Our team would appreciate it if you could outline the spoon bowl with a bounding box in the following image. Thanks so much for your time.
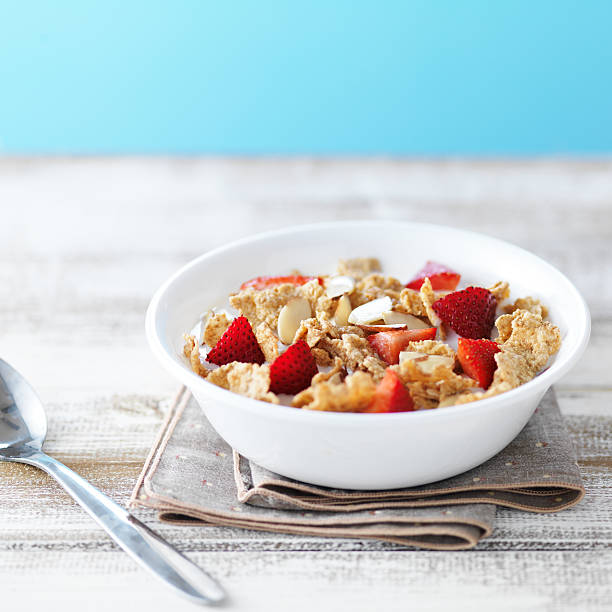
[0,360,46,453]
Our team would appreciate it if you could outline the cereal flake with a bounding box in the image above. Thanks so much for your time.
[293,315,336,347]
[337,257,381,279]
[311,347,334,366]
[495,309,561,371]
[311,357,346,386]
[392,358,473,409]
[488,281,511,302]
[397,288,427,317]
[419,277,445,339]
[321,333,387,381]
[203,312,231,347]
[293,371,377,412]
[504,296,549,319]
[254,323,280,362]
[350,274,403,307]
[183,334,209,379]
[207,362,279,404]
[313,293,338,319]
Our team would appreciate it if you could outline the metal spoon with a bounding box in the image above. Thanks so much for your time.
[0,359,225,606]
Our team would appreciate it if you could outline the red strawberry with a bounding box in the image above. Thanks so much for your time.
[457,338,501,389]
[206,316,265,366]
[405,261,461,291]
[367,328,437,365]
[240,275,321,290]
[270,340,318,395]
[365,369,415,413]
[432,287,497,339]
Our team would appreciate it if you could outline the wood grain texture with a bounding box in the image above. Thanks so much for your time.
[1,158,611,611]
[4,550,612,612]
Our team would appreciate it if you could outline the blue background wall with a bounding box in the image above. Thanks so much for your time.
[0,1,610,154]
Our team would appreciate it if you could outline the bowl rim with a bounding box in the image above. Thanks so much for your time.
[145,220,591,424]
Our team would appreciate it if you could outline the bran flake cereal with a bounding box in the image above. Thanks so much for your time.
[310,347,334,367]
[183,258,562,413]
[488,281,511,302]
[419,277,446,339]
[311,357,346,386]
[183,334,209,379]
[397,288,427,317]
[203,312,231,347]
[292,371,377,412]
[495,309,561,371]
[337,257,381,279]
[350,274,403,307]
[254,323,280,362]
[207,362,279,404]
[504,296,549,318]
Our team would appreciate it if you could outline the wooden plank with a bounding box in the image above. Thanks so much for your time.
[2,549,612,612]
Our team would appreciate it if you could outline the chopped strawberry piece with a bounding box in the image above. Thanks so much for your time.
[432,287,497,339]
[206,316,265,366]
[240,275,321,290]
[405,261,460,291]
[365,369,415,413]
[457,338,501,389]
[270,340,318,395]
[367,328,437,365]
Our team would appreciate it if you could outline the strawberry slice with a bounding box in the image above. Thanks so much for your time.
[367,328,437,365]
[365,369,415,413]
[432,287,497,339]
[457,338,501,389]
[405,261,461,291]
[270,340,318,395]
[206,316,265,366]
[240,275,321,290]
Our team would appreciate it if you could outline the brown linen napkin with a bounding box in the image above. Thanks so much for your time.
[130,387,584,551]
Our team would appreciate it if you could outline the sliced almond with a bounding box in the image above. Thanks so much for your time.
[347,296,393,326]
[334,294,352,327]
[357,323,407,332]
[325,275,355,298]
[382,311,430,329]
[399,351,430,363]
[277,297,312,344]
[399,351,454,374]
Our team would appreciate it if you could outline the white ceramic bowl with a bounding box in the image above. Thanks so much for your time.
[146,221,590,490]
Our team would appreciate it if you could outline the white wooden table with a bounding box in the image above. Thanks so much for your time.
[1,158,610,611]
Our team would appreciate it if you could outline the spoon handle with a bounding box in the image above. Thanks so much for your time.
[20,450,225,606]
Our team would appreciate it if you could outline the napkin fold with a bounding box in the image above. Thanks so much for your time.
[131,388,584,550]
